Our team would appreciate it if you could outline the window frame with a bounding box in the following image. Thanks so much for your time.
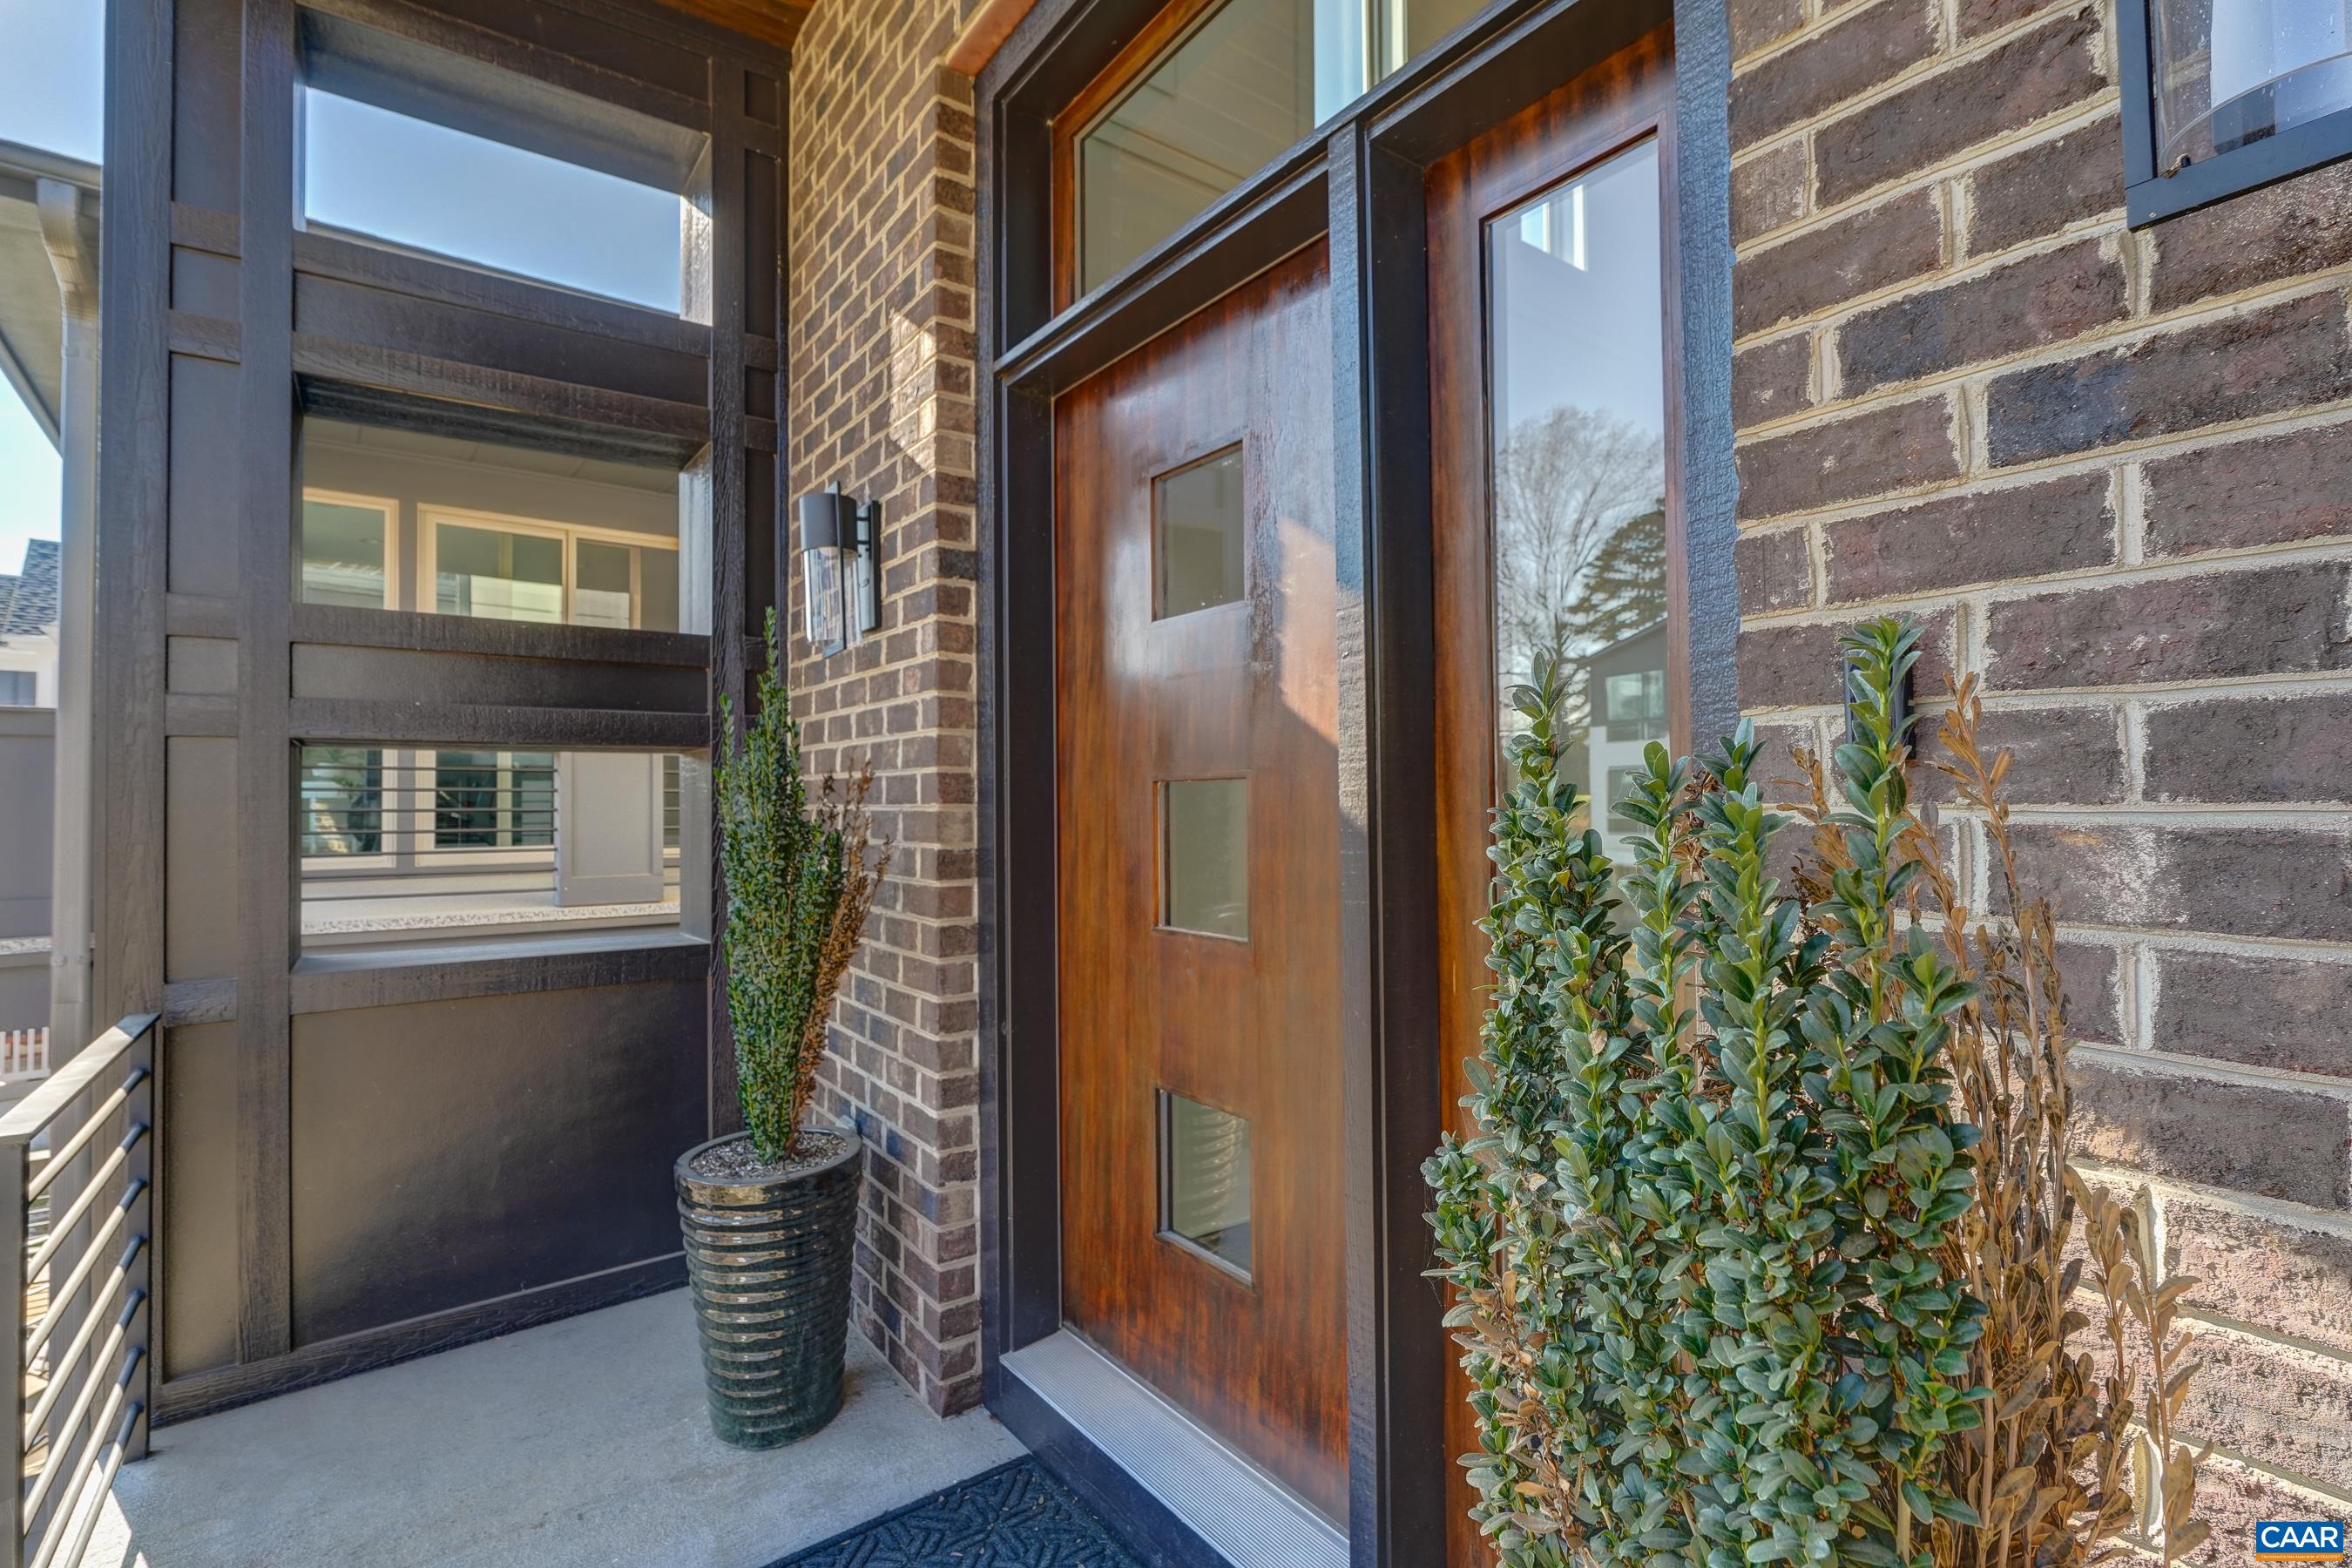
[1051,0,1231,311]
[1153,1085,1258,1286]
[291,8,710,316]
[2118,0,2352,226]
[418,504,681,632]
[298,487,402,611]
[978,3,1728,1559]
[1153,774,1253,942]
[298,746,561,881]
[1050,0,1490,310]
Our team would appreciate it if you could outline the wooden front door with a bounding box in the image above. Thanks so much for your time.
[1054,244,1347,1520]
[1427,27,1680,1565]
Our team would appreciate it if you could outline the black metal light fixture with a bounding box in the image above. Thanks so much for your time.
[795,485,882,657]
[2122,0,2352,224]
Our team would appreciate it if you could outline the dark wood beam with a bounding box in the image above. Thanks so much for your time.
[642,0,810,51]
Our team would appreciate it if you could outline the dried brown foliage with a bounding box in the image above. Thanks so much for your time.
[794,760,889,1130]
[1794,675,2206,1568]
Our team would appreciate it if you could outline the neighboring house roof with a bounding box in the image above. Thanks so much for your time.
[0,540,59,639]
[0,139,101,454]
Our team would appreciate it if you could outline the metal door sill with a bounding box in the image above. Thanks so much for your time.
[999,1329,1348,1568]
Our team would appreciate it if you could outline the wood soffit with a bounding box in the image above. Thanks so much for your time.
[643,0,813,51]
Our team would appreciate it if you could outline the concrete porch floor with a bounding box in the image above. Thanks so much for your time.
[86,1289,1025,1567]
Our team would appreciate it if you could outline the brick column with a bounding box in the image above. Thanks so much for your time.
[1729,0,2352,1520]
[786,0,989,1417]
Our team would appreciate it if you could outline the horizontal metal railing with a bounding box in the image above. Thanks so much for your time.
[1,1015,155,1568]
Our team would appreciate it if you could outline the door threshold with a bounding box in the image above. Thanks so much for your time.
[998,1330,1348,1568]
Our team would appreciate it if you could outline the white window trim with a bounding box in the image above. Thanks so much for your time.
[418,503,679,631]
[300,487,402,611]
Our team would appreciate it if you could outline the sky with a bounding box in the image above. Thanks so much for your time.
[0,0,101,579]
[301,94,682,310]
[0,0,680,579]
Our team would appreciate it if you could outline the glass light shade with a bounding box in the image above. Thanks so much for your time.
[802,541,847,654]
[2153,0,2352,167]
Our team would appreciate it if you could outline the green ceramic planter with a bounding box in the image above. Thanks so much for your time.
[674,1129,861,1449]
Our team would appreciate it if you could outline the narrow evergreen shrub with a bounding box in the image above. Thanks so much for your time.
[1427,618,2200,1568]
[715,608,887,1163]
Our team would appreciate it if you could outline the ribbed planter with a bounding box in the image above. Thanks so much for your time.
[675,1129,861,1449]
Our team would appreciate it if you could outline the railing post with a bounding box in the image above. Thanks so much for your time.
[2,1127,26,1568]
[122,1023,152,1463]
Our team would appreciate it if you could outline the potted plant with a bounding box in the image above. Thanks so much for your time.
[1426,618,2204,1567]
[676,608,887,1450]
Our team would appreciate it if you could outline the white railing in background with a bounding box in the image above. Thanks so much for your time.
[1,1015,153,1568]
[0,1037,47,1092]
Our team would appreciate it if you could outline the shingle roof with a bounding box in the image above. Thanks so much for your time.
[0,539,58,639]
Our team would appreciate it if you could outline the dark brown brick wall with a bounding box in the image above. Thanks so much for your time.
[1732,0,2352,1511]
[786,0,989,1417]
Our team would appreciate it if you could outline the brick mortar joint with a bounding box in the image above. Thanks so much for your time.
[1735,220,2122,348]
[1740,396,2352,517]
[1733,97,2122,253]
[2178,1308,2352,1375]
[1734,517,2352,597]
[1730,0,2115,145]
[2186,1441,2352,1512]
[2073,1156,2352,1238]
[1732,247,2352,394]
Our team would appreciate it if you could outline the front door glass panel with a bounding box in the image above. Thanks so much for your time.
[1155,446,1246,617]
[1159,778,1249,938]
[1160,1091,1253,1278]
[1486,138,1668,864]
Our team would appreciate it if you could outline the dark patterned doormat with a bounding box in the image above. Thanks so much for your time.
[767,1456,1144,1567]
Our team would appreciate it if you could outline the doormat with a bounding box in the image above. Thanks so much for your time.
[767,1456,1143,1567]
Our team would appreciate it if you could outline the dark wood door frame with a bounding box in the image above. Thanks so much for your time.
[973,0,1738,1562]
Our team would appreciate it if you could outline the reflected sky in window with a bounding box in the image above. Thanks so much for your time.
[301,91,684,311]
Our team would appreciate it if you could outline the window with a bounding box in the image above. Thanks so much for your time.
[0,672,40,707]
[301,494,397,609]
[1603,668,1669,742]
[2123,0,2352,222]
[1159,779,1249,939]
[1485,139,1670,845]
[1154,446,1246,618]
[298,416,683,630]
[431,752,556,848]
[428,517,680,631]
[296,84,688,310]
[298,743,687,950]
[1159,1090,1252,1280]
[1067,0,1484,297]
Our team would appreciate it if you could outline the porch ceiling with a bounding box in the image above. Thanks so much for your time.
[645,0,814,51]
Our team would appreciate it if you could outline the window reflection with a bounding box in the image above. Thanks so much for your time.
[1161,1090,1252,1279]
[1161,778,1250,939]
[300,89,685,313]
[1155,446,1246,618]
[1076,0,1484,294]
[1487,139,1667,868]
[298,417,683,630]
[301,498,395,609]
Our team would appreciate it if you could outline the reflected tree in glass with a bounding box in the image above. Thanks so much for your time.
[1484,138,1670,878]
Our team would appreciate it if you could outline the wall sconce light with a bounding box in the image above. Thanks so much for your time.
[2120,0,2352,223]
[796,485,882,657]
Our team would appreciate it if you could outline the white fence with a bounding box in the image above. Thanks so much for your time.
[0,1032,48,1090]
